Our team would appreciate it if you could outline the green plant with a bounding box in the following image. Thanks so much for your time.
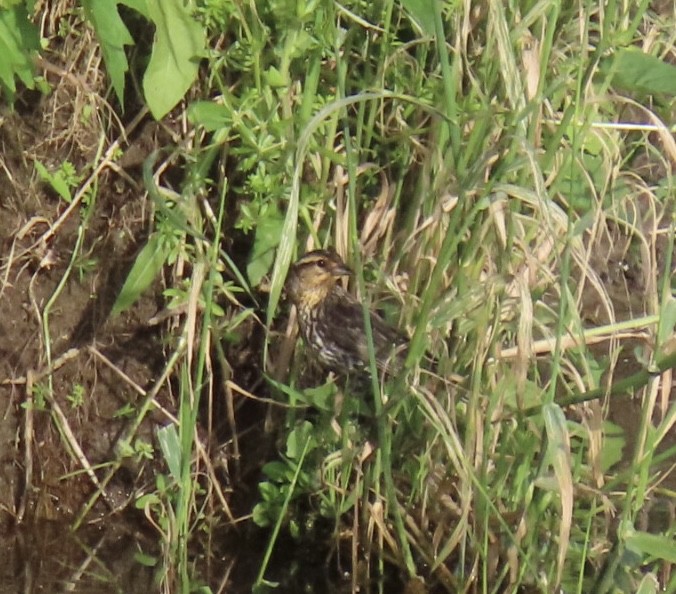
[24,381,49,411]
[66,383,85,408]
[80,0,205,118]
[87,0,676,590]
[34,160,82,204]
[0,2,40,100]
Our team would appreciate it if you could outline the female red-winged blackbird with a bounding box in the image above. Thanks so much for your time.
[285,249,408,376]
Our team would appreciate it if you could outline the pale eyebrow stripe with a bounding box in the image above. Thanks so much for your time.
[297,255,328,267]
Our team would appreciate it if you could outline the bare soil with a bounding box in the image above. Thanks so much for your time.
[0,31,182,523]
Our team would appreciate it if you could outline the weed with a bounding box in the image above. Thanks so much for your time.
[6,0,674,592]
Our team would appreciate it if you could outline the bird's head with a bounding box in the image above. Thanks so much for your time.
[286,249,352,308]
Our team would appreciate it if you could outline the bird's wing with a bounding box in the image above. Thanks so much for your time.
[326,291,408,373]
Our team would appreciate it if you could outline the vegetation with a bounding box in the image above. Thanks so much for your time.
[1,0,675,592]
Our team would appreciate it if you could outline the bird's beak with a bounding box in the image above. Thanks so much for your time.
[332,263,352,278]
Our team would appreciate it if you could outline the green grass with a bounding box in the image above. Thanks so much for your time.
[157,0,676,591]
[10,0,675,591]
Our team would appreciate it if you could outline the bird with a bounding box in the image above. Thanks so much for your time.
[285,249,408,377]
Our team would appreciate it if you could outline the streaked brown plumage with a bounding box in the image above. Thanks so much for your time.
[286,249,408,376]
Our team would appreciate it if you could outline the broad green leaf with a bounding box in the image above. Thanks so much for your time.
[34,161,73,203]
[400,0,435,36]
[602,47,676,96]
[156,424,181,482]
[261,461,292,482]
[626,530,676,563]
[635,574,659,594]
[302,382,338,412]
[637,575,660,594]
[111,233,167,316]
[251,503,271,527]
[247,205,285,286]
[143,0,206,119]
[0,5,40,98]
[286,421,315,459]
[81,0,135,106]
[556,151,610,212]
[187,100,230,131]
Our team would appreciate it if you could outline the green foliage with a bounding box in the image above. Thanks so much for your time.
[252,420,319,529]
[657,294,676,347]
[142,0,205,119]
[23,381,49,410]
[111,232,169,316]
[399,0,435,36]
[34,160,82,203]
[80,0,135,106]
[85,0,675,589]
[157,423,181,482]
[187,100,229,132]
[133,438,155,461]
[113,402,136,418]
[74,255,99,282]
[0,4,40,99]
[624,526,676,565]
[134,470,178,538]
[110,197,194,316]
[246,203,285,286]
[66,383,85,408]
[601,47,676,97]
[168,0,676,589]
[252,419,322,588]
[81,0,205,118]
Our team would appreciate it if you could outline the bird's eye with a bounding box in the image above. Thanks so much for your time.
[317,259,326,268]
